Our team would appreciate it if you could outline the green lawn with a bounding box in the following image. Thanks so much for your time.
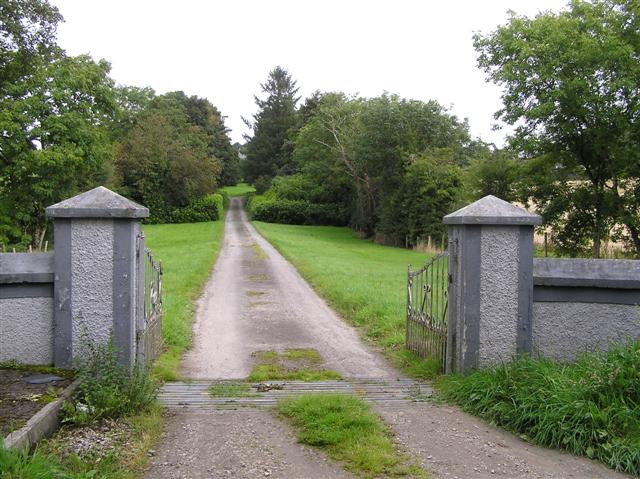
[252,222,439,378]
[219,182,255,197]
[143,221,224,380]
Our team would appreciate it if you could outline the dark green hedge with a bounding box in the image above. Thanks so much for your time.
[170,193,224,223]
[248,197,349,226]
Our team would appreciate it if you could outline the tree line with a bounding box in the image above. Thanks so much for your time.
[244,0,639,258]
[0,0,240,249]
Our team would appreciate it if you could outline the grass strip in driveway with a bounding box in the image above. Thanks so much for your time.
[252,222,440,379]
[143,221,224,381]
[248,349,342,382]
[278,394,427,478]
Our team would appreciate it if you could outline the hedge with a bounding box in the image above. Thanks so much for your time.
[248,196,349,226]
[170,193,224,223]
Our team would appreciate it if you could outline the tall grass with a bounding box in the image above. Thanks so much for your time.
[252,222,439,378]
[0,443,65,479]
[143,221,224,380]
[438,341,640,475]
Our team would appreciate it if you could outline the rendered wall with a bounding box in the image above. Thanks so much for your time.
[532,258,640,362]
[70,219,114,353]
[0,253,55,364]
[0,296,54,364]
[532,302,640,362]
[479,227,520,367]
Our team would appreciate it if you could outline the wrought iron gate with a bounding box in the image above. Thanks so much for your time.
[406,252,448,370]
[136,233,163,364]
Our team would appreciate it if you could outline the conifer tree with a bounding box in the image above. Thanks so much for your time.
[244,66,299,183]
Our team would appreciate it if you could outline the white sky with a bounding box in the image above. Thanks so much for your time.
[52,0,569,146]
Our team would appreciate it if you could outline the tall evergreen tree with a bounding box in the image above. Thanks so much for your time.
[244,66,299,183]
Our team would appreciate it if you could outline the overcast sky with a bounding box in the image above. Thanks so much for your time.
[52,0,569,146]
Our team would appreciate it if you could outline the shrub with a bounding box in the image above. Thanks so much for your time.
[219,191,230,209]
[63,340,158,426]
[170,193,224,223]
[248,196,349,226]
[253,175,272,195]
[438,340,640,475]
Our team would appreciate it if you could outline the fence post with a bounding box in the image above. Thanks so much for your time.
[443,195,541,373]
[46,186,149,368]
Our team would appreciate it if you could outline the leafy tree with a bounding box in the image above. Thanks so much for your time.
[463,150,521,202]
[109,85,155,140]
[379,149,462,246]
[475,0,640,257]
[292,93,469,237]
[163,91,240,186]
[244,66,300,182]
[0,0,62,90]
[114,95,222,222]
[1,54,117,247]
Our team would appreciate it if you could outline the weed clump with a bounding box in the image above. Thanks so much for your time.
[438,340,640,475]
[63,340,158,426]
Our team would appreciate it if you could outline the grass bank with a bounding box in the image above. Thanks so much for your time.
[438,341,640,475]
[143,221,224,380]
[279,394,426,478]
[252,222,438,378]
[219,182,255,197]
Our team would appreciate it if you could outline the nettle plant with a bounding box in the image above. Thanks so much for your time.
[63,337,158,426]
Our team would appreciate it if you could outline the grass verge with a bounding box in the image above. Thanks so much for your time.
[248,349,342,382]
[1,404,163,478]
[437,341,640,475]
[143,221,224,381]
[279,394,426,478]
[252,222,439,379]
[218,183,255,197]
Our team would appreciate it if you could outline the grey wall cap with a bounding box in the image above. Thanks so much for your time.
[534,258,640,289]
[444,195,542,225]
[45,186,149,218]
[0,253,54,284]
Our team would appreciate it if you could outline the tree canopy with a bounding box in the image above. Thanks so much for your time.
[474,0,640,256]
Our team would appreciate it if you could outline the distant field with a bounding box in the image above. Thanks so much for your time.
[143,221,224,380]
[252,222,439,378]
[219,183,255,197]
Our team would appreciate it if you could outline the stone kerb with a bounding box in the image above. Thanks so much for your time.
[46,186,149,367]
[444,195,542,373]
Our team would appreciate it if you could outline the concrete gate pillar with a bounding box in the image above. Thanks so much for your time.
[443,195,541,373]
[46,186,149,367]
